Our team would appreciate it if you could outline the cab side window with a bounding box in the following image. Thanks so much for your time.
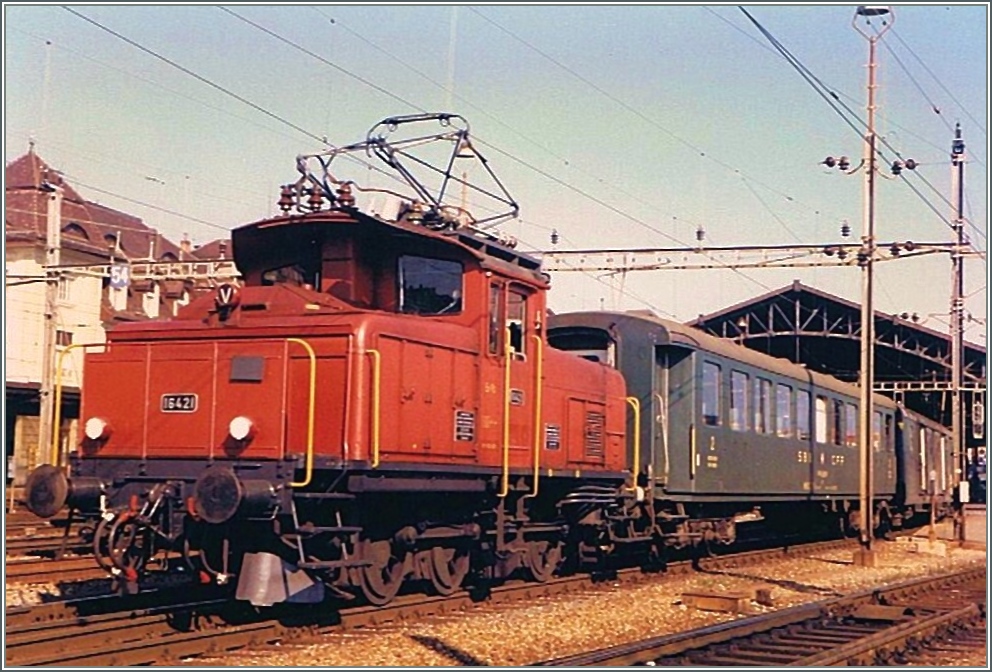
[488,283,504,355]
[507,289,527,356]
[398,256,462,315]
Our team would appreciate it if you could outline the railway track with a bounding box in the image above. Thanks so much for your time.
[5,538,857,666]
[5,555,108,584]
[534,566,986,666]
[4,511,90,558]
[3,533,91,558]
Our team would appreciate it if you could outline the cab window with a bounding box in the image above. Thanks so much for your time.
[262,263,310,287]
[507,289,527,356]
[398,256,462,315]
[488,283,504,355]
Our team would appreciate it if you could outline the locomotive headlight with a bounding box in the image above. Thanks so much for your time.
[228,416,255,441]
[84,417,111,441]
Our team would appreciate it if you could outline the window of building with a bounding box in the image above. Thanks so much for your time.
[110,286,127,311]
[845,402,858,447]
[776,384,792,438]
[57,277,70,301]
[62,223,89,240]
[730,370,749,431]
[796,390,811,441]
[701,362,721,426]
[815,396,828,444]
[55,330,72,347]
[754,378,772,434]
[143,288,160,319]
[398,256,462,315]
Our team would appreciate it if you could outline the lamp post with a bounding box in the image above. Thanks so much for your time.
[852,4,892,565]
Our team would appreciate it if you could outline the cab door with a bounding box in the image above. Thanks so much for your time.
[505,285,537,463]
[478,283,537,473]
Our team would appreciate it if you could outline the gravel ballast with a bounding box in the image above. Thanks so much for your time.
[199,539,987,667]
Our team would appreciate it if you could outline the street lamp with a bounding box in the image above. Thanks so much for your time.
[852,4,892,565]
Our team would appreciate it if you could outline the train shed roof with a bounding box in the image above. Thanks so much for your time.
[688,280,986,434]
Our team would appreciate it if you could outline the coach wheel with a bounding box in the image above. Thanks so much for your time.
[525,539,562,583]
[358,539,407,606]
[840,511,858,538]
[428,545,470,596]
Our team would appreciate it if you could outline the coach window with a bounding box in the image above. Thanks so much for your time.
[730,370,749,431]
[776,384,792,438]
[815,396,828,444]
[831,400,844,446]
[883,414,893,448]
[796,390,810,440]
[845,402,857,447]
[701,362,721,426]
[507,289,527,356]
[872,411,883,451]
[940,436,947,491]
[398,256,463,315]
[754,378,772,434]
[919,428,928,489]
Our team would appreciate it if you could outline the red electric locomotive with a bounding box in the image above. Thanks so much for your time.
[24,115,642,605]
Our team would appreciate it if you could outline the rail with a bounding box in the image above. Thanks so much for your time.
[534,564,986,667]
[286,338,316,488]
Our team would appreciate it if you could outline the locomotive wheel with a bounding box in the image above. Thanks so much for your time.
[428,545,470,596]
[524,539,562,583]
[109,516,150,578]
[92,516,116,571]
[358,539,406,606]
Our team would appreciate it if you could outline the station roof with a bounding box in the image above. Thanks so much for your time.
[689,281,986,434]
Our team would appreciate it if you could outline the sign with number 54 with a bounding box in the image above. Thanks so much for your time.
[110,264,131,289]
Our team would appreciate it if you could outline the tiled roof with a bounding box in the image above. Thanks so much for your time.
[5,149,185,262]
[191,238,232,260]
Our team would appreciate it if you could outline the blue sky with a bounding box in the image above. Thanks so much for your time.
[4,3,988,341]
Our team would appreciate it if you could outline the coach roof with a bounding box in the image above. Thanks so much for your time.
[550,309,897,409]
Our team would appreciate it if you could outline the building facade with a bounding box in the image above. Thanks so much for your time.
[5,149,234,485]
